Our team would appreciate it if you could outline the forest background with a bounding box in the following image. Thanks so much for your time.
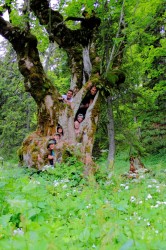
[0,0,165,167]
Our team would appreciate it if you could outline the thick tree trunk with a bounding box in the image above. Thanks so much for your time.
[19,87,100,170]
[107,96,115,170]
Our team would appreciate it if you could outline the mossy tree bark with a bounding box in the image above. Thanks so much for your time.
[0,0,101,171]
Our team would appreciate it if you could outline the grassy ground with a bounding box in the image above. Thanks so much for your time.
[0,154,165,249]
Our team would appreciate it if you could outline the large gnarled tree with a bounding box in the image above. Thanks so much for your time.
[0,0,105,171]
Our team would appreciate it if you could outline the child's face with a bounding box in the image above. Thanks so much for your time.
[66,91,73,100]
[74,121,80,129]
[90,86,97,95]
[49,143,55,150]
[77,116,83,123]
[58,128,63,133]
[54,135,60,141]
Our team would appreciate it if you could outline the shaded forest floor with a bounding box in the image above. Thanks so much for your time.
[0,154,165,249]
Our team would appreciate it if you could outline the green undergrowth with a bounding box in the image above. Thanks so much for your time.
[0,156,165,250]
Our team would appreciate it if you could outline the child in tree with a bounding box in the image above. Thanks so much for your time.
[52,133,61,143]
[57,125,64,138]
[58,89,73,105]
[46,140,56,167]
[74,120,80,136]
[78,85,97,116]
[76,113,84,123]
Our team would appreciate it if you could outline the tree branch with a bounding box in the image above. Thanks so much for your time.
[106,0,125,74]
[30,0,100,48]
[0,16,57,104]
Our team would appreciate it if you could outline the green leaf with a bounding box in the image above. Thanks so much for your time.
[0,214,12,227]
[26,208,41,219]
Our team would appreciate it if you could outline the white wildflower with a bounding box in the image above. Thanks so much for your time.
[151,179,157,183]
[156,201,166,205]
[13,228,24,236]
[53,180,59,187]
[62,184,67,189]
[130,196,136,202]
[148,185,152,188]
[147,222,151,226]
[155,230,159,234]
[92,244,96,248]
[147,194,152,199]
[151,204,159,208]
[86,204,91,209]
[120,184,126,187]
